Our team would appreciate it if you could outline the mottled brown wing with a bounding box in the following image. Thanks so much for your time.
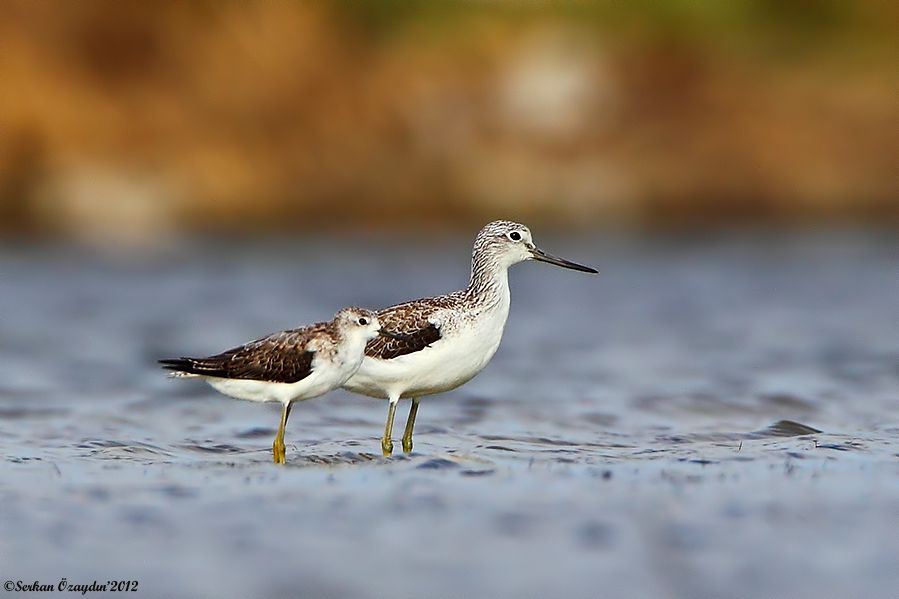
[160,330,317,383]
[365,306,442,360]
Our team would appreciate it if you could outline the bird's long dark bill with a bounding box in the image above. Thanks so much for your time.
[378,329,404,340]
[530,247,598,273]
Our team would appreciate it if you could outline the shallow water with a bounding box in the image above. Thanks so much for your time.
[1,231,897,599]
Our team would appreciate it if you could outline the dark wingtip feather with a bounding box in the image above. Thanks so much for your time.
[158,358,194,372]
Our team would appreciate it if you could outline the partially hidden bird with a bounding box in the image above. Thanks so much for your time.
[161,307,395,464]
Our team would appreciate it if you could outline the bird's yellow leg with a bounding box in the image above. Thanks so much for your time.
[402,398,420,454]
[272,403,292,465]
[381,398,398,456]
[272,432,284,465]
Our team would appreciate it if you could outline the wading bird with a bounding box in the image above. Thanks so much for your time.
[161,307,396,464]
[342,220,598,455]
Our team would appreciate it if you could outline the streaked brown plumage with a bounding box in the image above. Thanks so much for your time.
[365,310,442,360]
[159,325,328,383]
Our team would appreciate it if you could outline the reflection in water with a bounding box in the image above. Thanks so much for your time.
[0,232,897,598]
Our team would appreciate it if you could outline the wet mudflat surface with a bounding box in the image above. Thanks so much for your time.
[1,231,897,598]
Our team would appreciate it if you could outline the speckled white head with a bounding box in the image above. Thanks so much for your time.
[473,220,598,273]
[334,307,383,342]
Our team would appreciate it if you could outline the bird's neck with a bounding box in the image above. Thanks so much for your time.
[465,253,510,309]
[339,331,370,364]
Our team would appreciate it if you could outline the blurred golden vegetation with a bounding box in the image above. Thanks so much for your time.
[0,1,895,242]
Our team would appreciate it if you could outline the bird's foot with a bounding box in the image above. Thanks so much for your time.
[381,437,394,457]
[272,439,286,465]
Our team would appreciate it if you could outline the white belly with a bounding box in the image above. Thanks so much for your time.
[343,308,509,400]
[203,348,362,405]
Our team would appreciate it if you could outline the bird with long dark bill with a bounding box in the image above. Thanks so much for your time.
[342,220,598,455]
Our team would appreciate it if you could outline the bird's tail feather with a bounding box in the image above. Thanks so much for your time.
[159,358,204,378]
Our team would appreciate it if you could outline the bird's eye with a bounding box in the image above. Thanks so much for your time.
[508,231,522,241]
[358,317,368,325]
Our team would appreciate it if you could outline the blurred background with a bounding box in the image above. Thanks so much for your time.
[3,4,899,598]
[0,0,895,245]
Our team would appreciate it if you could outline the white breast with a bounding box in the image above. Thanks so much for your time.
[343,296,511,400]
